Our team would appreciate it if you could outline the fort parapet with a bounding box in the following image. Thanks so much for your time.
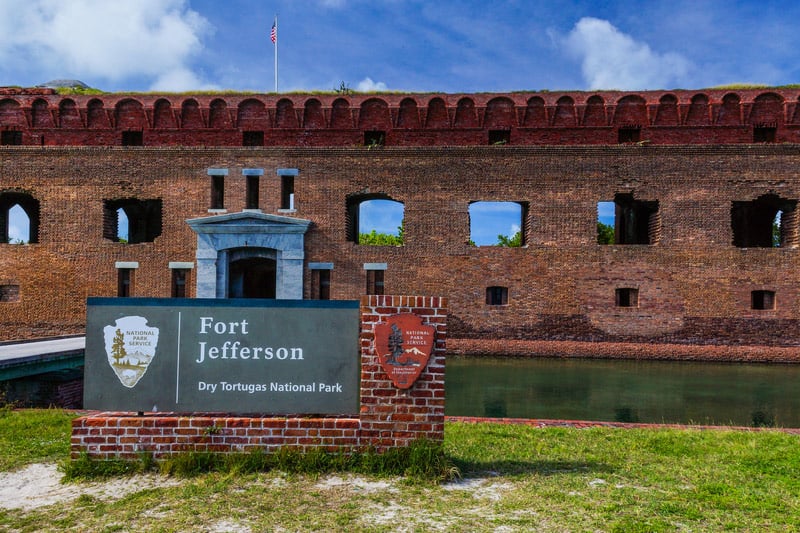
[1,88,799,146]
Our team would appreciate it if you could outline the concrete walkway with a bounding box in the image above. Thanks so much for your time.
[0,336,85,380]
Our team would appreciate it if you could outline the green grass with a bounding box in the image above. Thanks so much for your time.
[1,410,800,531]
[0,408,74,470]
[63,439,456,483]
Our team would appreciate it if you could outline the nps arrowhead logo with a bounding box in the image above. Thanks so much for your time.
[374,313,435,389]
[103,316,159,388]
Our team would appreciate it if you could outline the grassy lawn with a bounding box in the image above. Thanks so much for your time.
[1,409,799,531]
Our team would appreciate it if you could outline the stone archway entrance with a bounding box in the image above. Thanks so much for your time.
[187,212,311,299]
[228,252,277,299]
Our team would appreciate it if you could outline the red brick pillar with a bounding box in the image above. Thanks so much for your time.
[359,295,447,449]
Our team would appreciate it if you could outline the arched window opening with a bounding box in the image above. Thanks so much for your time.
[237,99,269,130]
[58,98,81,128]
[358,98,391,130]
[32,99,52,128]
[717,93,741,125]
[654,94,679,126]
[468,201,526,247]
[397,98,420,129]
[116,208,129,242]
[484,97,516,129]
[454,98,478,128]
[732,194,798,248]
[7,204,29,244]
[583,95,606,127]
[87,99,109,128]
[597,194,660,245]
[276,98,299,128]
[303,98,325,129]
[345,195,404,245]
[613,95,647,126]
[553,96,576,127]
[523,96,547,127]
[0,193,39,244]
[153,99,175,129]
[330,98,352,129]
[425,97,449,128]
[181,99,204,128]
[115,99,146,130]
[209,99,231,129]
[685,94,710,125]
[103,199,162,244]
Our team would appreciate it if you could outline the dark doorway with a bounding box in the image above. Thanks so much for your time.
[228,257,276,298]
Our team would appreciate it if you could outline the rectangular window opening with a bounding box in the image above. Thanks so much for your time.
[0,284,20,302]
[615,288,639,308]
[485,286,509,305]
[618,127,641,144]
[751,290,776,310]
[171,269,189,298]
[210,175,224,209]
[243,131,264,146]
[599,194,659,245]
[1,130,22,145]
[117,268,132,297]
[364,131,385,147]
[281,175,295,210]
[246,175,259,209]
[754,127,776,143]
[366,269,385,295]
[311,269,331,300]
[488,130,511,145]
[121,131,143,146]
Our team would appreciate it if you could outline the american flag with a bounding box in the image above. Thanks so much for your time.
[270,20,277,44]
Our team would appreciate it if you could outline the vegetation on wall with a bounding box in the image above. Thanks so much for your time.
[597,222,615,244]
[359,222,404,246]
[496,231,522,247]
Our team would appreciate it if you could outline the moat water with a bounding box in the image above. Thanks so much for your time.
[445,357,800,428]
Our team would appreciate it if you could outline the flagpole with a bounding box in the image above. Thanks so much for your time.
[273,15,278,93]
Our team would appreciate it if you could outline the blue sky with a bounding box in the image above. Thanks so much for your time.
[2,0,799,244]
[1,0,798,93]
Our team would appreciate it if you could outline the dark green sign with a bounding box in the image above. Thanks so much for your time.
[84,298,360,414]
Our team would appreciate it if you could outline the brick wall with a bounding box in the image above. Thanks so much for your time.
[3,145,800,351]
[71,295,447,459]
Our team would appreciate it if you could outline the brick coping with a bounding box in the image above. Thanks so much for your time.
[448,338,800,363]
[72,412,800,434]
[447,416,800,434]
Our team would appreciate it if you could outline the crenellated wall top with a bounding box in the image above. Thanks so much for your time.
[2,86,800,145]
[1,87,799,108]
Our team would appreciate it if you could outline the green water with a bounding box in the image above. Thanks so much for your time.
[445,357,800,427]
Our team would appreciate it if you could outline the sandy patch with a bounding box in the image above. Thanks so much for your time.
[0,463,180,511]
[443,476,512,501]
[315,474,398,493]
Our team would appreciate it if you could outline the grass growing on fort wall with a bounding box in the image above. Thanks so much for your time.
[2,409,800,531]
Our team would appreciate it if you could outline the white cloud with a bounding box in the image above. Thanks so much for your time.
[150,68,219,92]
[357,77,388,92]
[563,17,692,90]
[0,0,212,90]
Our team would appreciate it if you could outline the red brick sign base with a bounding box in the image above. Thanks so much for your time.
[71,295,447,459]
